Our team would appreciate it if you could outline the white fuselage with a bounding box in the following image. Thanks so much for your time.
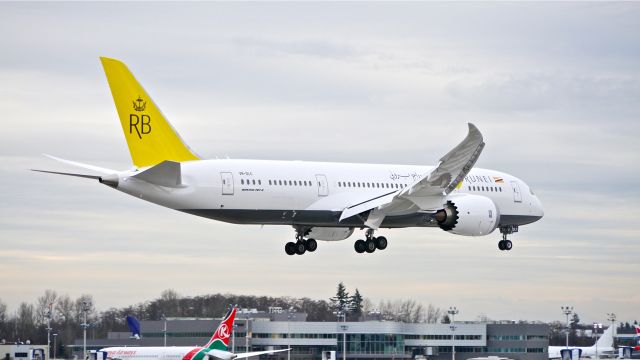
[101,346,204,360]
[548,346,615,359]
[112,159,543,237]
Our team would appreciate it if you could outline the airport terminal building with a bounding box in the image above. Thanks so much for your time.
[74,310,548,360]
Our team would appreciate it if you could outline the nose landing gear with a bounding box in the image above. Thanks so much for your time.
[354,229,388,254]
[498,225,518,251]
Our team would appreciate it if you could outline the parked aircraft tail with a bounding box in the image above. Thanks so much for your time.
[100,57,200,168]
[126,315,141,339]
[594,326,614,348]
[204,307,237,350]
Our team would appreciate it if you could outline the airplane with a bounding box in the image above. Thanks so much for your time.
[548,326,615,359]
[101,307,288,360]
[34,57,544,255]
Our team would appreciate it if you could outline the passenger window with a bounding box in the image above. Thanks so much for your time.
[289,180,292,186]
[252,179,256,185]
[241,179,244,185]
[279,180,282,185]
[258,180,261,185]
[268,180,272,185]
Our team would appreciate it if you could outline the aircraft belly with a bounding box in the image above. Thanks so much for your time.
[179,209,437,228]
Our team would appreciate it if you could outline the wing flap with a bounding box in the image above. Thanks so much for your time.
[339,190,397,221]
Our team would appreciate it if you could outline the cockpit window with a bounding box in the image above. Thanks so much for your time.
[529,187,535,195]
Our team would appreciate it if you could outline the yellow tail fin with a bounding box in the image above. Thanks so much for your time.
[100,57,200,168]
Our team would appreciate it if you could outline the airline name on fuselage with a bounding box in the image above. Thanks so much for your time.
[464,175,499,184]
[109,350,137,356]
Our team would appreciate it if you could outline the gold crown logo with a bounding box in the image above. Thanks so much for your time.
[132,96,146,112]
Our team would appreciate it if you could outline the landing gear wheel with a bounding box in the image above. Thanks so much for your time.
[504,240,513,251]
[285,242,296,255]
[365,239,377,253]
[354,239,366,253]
[295,240,306,255]
[498,240,505,251]
[306,238,318,252]
[375,236,388,250]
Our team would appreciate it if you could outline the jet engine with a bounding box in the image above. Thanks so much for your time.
[435,195,500,236]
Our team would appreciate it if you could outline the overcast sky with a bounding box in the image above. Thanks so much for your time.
[1,2,639,324]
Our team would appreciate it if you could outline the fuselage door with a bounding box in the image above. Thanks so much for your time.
[221,172,234,195]
[316,174,328,197]
[510,180,522,203]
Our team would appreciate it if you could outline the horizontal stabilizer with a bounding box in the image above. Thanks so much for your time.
[31,169,101,180]
[132,160,182,187]
[43,154,116,174]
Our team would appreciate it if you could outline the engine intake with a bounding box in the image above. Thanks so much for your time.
[436,195,500,236]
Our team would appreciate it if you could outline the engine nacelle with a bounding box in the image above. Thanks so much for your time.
[308,227,354,241]
[435,195,500,236]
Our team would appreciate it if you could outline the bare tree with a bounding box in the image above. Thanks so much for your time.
[36,290,58,325]
[426,304,442,323]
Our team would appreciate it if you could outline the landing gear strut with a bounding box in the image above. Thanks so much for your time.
[285,228,317,256]
[498,225,518,251]
[354,229,388,254]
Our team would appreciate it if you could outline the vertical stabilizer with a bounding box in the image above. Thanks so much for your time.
[595,326,614,348]
[100,57,199,168]
[204,307,237,350]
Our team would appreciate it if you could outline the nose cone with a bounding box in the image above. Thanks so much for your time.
[533,195,544,220]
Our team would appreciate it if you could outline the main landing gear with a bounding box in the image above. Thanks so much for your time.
[498,225,518,251]
[285,229,317,256]
[354,229,388,254]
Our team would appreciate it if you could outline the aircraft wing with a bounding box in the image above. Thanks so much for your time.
[400,123,484,197]
[206,348,290,360]
[339,123,484,225]
[233,349,290,359]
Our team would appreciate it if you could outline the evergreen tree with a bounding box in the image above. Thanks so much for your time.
[441,314,451,324]
[570,313,580,329]
[330,282,350,313]
[349,289,363,318]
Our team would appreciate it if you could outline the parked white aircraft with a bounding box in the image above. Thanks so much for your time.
[548,326,615,359]
[34,57,544,255]
[101,307,288,360]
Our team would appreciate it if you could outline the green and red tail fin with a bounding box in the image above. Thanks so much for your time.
[204,307,237,350]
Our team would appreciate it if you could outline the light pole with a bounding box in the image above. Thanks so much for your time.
[45,304,53,360]
[448,307,459,360]
[593,323,602,360]
[335,311,347,360]
[82,300,91,360]
[232,322,236,354]
[607,313,616,348]
[162,314,167,347]
[561,306,573,348]
[53,333,58,360]
[287,309,296,360]
[245,317,250,354]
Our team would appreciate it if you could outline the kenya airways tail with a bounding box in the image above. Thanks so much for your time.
[204,307,236,350]
[634,325,640,350]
